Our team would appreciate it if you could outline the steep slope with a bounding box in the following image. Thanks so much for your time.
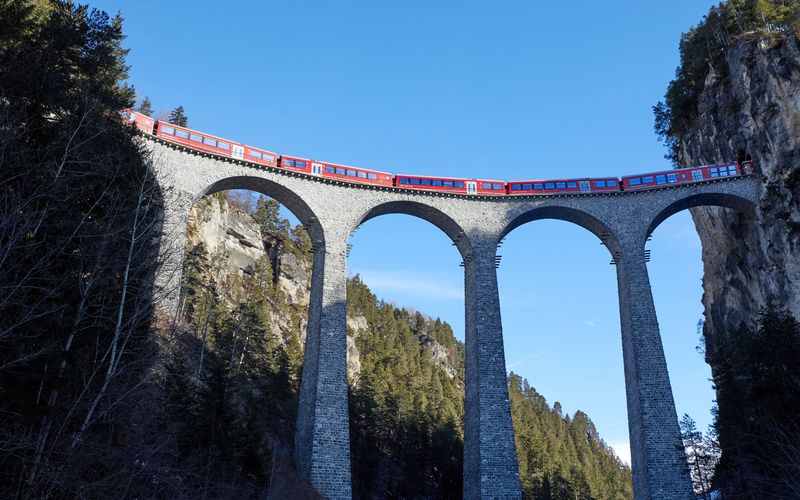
[681,34,800,346]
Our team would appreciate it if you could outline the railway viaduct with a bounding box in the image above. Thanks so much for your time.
[147,137,761,500]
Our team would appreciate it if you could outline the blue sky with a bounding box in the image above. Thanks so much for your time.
[95,0,724,465]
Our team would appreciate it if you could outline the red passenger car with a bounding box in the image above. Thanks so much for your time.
[395,175,505,195]
[241,145,279,168]
[155,121,239,158]
[124,109,155,134]
[621,163,741,191]
[318,161,393,186]
[507,177,619,195]
[279,155,313,174]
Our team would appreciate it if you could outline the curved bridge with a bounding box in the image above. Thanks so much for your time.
[148,137,761,500]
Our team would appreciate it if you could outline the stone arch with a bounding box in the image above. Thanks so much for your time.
[196,175,325,244]
[354,200,473,259]
[499,204,622,257]
[646,191,757,237]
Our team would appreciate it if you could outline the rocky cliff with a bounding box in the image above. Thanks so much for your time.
[676,33,800,356]
[185,193,459,382]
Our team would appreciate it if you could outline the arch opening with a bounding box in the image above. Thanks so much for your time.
[356,200,473,260]
[497,216,634,497]
[346,210,467,498]
[171,184,318,490]
[643,194,757,496]
[500,205,622,258]
[647,192,756,237]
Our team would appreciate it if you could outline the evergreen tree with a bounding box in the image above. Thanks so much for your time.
[137,95,153,115]
[0,1,162,496]
[679,414,718,498]
[710,305,800,497]
[168,104,188,126]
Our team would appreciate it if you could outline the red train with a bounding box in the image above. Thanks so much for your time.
[125,109,755,195]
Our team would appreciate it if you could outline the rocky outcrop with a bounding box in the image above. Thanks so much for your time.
[186,194,460,384]
[677,33,800,356]
[187,194,265,279]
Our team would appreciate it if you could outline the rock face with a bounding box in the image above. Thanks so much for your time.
[677,34,800,356]
[188,194,266,279]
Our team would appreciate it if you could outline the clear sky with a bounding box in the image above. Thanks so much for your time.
[93,0,724,465]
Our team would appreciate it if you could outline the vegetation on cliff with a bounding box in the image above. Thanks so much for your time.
[654,0,800,163]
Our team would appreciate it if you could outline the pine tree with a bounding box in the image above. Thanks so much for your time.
[137,95,153,116]
[168,104,188,126]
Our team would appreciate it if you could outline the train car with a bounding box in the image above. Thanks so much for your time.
[507,177,619,195]
[317,161,393,186]
[395,175,505,195]
[242,145,279,168]
[622,162,741,191]
[124,109,155,134]
[155,121,239,158]
[279,155,313,174]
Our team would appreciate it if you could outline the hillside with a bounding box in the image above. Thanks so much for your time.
[180,192,632,498]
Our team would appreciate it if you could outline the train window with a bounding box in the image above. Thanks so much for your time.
[566,181,577,188]
[264,155,275,162]
[161,126,175,135]
[421,179,432,185]
[410,178,421,185]
[368,173,378,180]
[433,180,443,186]
[710,167,719,177]
[482,183,492,190]
[218,142,230,150]
[443,180,453,187]
[643,176,653,183]
[248,150,261,159]
[203,137,216,146]
[728,166,738,175]
[656,175,667,184]
[335,167,345,175]
[545,182,554,189]
[596,180,606,187]
[533,183,543,190]
[346,169,357,177]
[522,183,532,190]
[667,174,678,183]
[454,181,465,188]
[630,178,641,185]
[608,180,617,187]
[357,171,367,178]
[493,183,503,190]
[510,184,520,190]
[190,133,203,142]
[325,166,335,174]
[556,182,566,189]
[399,178,409,184]
[175,129,190,139]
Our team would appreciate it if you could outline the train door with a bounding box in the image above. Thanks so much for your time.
[232,145,244,160]
[579,181,591,193]
[692,169,704,182]
[466,181,477,195]
[311,162,323,176]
